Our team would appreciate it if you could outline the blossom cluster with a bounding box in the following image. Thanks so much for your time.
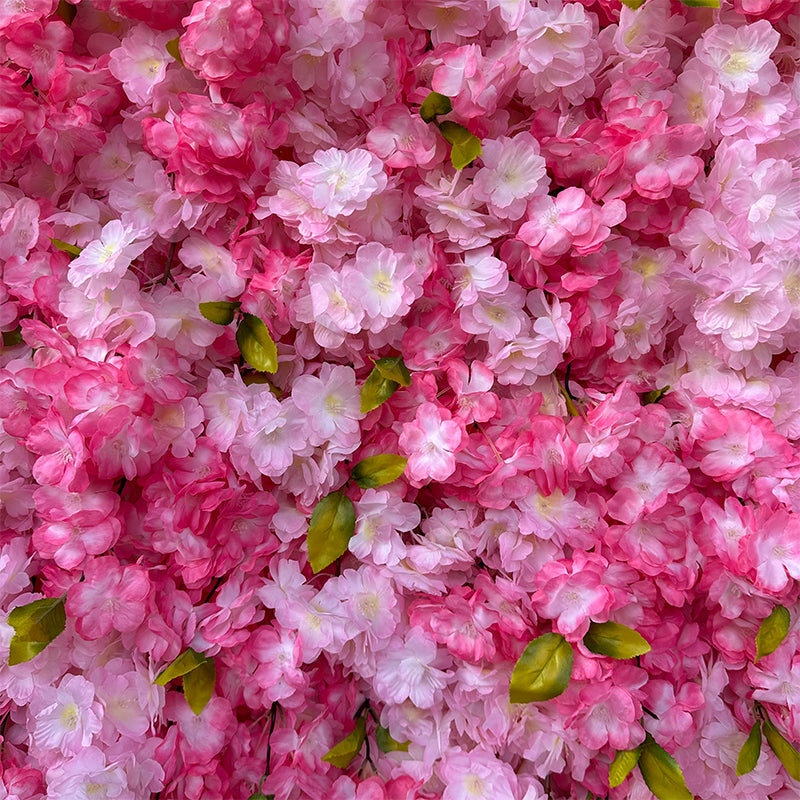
[0,1,799,799]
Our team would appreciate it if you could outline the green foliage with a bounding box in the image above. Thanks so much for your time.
[641,386,670,405]
[155,648,209,686]
[755,605,790,663]
[352,454,408,489]
[322,717,367,768]
[583,621,652,659]
[183,657,216,715]
[736,720,762,776]
[154,648,215,715]
[509,633,574,703]
[307,491,356,573]
[361,368,399,413]
[677,0,719,6]
[236,313,278,373]
[373,356,411,387]
[376,724,410,753]
[438,121,482,170]
[199,301,241,325]
[620,0,646,6]
[609,746,642,788]
[420,91,452,122]
[762,713,800,780]
[638,734,694,800]
[165,37,184,66]
[7,597,66,666]
[49,238,82,258]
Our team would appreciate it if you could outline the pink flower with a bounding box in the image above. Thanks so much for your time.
[473,134,547,220]
[30,674,103,756]
[437,747,518,800]
[518,188,625,264]
[399,402,466,485]
[532,553,616,638]
[108,24,174,105]
[374,628,449,708]
[66,556,151,640]
[67,220,152,298]
[607,444,690,524]
[26,411,87,491]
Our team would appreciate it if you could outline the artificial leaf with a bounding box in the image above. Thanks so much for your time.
[420,91,452,122]
[736,721,762,776]
[641,386,669,405]
[621,0,646,6]
[373,356,411,387]
[7,597,66,666]
[638,735,693,800]
[583,621,652,659]
[2,328,23,349]
[154,648,208,686]
[307,491,356,573]
[376,724,410,753]
[509,632,573,703]
[438,121,482,170]
[351,454,408,489]
[609,746,642,788]
[199,301,241,325]
[360,367,399,413]
[755,605,790,663]
[49,238,82,258]
[165,37,184,66]
[322,717,367,768]
[762,715,800,780]
[236,313,278,373]
[678,0,719,6]
[183,657,215,715]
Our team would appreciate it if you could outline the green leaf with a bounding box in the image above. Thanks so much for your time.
[154,648,208,686]
[2,328,23,349]
[420,91,453,122]
[7,597,66,666]
[583,621,652,659]
[165,37,184,66]
[762,714,800,780]
[509,632,574,703]
[322,717,367,768]
[351,454,408,489]
[755,605,790,663]
[638,734,694,800]
[49,238,82,258]
[641,386,669,405]
[373,356,412,387]
[678,0,719,6]
[199,301,241,325]
[307,491,356,573]
[183,657,215,715]
[438,121,482,170]
[736,721,762,776]
[376,724,410,753]
[360,368,399,413]
[236,313,278,373]
[609,746,642,788]
[621,0,646,7]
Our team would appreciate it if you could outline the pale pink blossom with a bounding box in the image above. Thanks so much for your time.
[399,403,466,485]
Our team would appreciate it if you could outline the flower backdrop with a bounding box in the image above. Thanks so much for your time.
[0,0,799,798]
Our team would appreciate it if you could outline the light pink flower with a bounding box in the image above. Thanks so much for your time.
[399,403,466,485]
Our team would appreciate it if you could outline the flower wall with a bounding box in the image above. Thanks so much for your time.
[0,1,799,799]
